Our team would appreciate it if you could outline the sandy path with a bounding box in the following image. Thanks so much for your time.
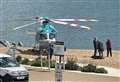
[29,70,120,82]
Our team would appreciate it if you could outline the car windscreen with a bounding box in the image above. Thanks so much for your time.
[0,57,19,67]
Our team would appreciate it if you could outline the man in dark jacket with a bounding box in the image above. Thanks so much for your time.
[93,37,97,56]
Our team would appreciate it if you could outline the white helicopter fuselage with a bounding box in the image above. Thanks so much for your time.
[34,31,56,50]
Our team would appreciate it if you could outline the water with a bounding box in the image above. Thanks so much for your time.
[0,0,119,50]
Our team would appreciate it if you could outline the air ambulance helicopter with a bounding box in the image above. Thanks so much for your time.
[13,16,98,59]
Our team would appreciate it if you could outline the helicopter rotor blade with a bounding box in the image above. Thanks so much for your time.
[15,19,37,21]
[80,26,91,30]
[54,19,99,22]
[69,24,91,30]
[51,20,68,25]
[51,20,91,30]
[13,22,37,30]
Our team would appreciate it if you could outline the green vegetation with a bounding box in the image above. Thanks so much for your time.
[16,55,22,63]
[95,68,108,74]
[21,58,30,65]
[30,60,41,67]
[65,58,79,70]
[81,64,96,72]
[50,60,56,68]
[81,64,107,74]
[16,56,108,74]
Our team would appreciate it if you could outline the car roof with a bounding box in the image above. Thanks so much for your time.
[0,53,11,58]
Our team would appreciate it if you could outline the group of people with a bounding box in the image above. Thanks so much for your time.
[93,37,112,58]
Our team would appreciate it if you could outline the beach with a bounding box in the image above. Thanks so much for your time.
[17,48,120,69]
[65,49,120,69]
[0,47,119,69]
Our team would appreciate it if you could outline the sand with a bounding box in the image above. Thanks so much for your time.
[0,47,8,53]
[64,49,120,69]
[16,48,120,69]
[0,47,120,69]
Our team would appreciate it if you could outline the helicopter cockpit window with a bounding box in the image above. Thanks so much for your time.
[36,32,47,41]
[39,33,55,40]
[36,33,55,41]
[49,33,55,39]
[40,34,47,40]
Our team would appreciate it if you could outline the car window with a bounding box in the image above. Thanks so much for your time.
[0,57,19,67]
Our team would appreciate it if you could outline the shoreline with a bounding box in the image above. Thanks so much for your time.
[66,48,120,51]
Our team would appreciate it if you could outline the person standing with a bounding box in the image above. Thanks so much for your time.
[97,41,104,57]
[93,37,98,56]
[106,39,112,57]
[49,44,54,60]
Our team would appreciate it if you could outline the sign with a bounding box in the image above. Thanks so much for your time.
[54,41,64,56]
[55,63,62,82]
[39,40,49,48]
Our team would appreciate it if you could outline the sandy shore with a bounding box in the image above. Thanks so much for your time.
[64,49,120,69]
[0,47,120,68]
[17,48,120,69]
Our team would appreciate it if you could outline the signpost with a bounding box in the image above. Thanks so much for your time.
[55,63,62,82]
[54,41,64,82]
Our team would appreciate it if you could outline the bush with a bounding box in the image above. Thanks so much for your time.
[30,60,41,67]
[81,64,108,74]
[95,68,108,74]
[21,58,29,65]
[81,64,96,72]
[42,58,49,67]
[65,58,79,70]
[16,55,22,63]
[50,60,56,68]
[78,66,83,71]
[30,58,41,67]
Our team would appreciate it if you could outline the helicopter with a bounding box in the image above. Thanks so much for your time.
[13,16,98,58]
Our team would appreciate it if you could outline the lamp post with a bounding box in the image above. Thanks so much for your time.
[47,33,51,71]
[40,46,43,68]
[48,43,51,71]
[11,45,16,60]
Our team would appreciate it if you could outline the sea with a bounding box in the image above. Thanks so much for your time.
[0,0,119,50]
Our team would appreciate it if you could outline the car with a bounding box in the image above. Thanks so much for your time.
[0,53,29,82]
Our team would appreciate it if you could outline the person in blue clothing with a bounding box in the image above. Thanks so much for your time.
[50,44,53,60]
[47,44,53,60]
[93,37,98,56]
